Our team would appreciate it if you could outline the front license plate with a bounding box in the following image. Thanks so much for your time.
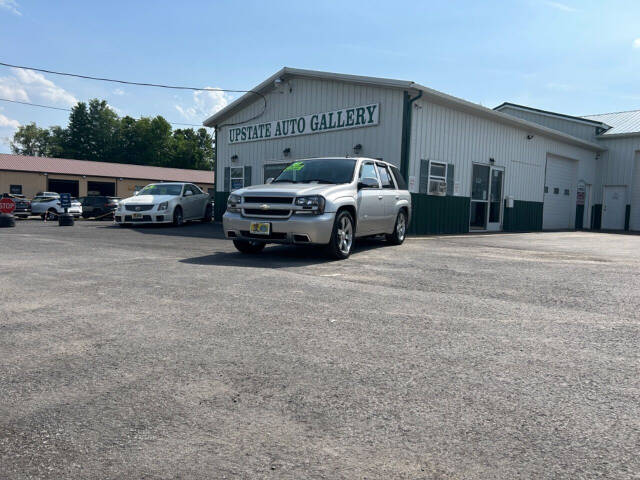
[249,222,270,235]
[132,213,143,219]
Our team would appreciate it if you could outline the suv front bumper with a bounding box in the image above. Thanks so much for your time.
[223,211,335,245]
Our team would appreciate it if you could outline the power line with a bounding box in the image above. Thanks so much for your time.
[0,97,205,128]
[0,60,266,126]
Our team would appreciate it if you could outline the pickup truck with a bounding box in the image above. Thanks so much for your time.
[223,157,412,259]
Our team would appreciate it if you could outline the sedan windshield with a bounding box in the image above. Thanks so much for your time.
[137,184,183,196]
[273,159,356,184]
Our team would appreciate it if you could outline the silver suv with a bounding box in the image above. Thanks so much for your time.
[223,157,412,259]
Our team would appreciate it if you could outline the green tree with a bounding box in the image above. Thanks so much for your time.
[10,123,52,156]
[10,98,215,171]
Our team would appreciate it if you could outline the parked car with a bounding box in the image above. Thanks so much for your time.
[79,196,120,219]
[31,194,82,220]
[223,157,412,259]
[114,183,212,226]
[2,193,31,218]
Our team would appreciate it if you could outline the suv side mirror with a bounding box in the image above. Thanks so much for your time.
[358,177,379,190]
[184,190,193,197]
[266,177,274,184]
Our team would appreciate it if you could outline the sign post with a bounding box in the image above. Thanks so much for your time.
[58,193,74,226]
[0,196,16,228]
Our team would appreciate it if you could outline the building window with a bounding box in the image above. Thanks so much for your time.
[9,184,22,195]
[230,167,244,190]
[554,187,559,194]
[564,189,570,196]
[420,160,450,196]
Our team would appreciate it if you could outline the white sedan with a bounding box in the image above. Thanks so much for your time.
[114,182,212,226]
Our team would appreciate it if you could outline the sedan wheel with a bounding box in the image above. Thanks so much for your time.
[172,207,184,226]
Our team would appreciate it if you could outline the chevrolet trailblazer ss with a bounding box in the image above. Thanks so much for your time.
[223,157,412,259]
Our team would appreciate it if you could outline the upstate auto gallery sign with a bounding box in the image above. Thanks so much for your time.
[228,104,379,144]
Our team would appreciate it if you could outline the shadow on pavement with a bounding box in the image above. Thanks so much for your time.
[180,237,391,268]
[98,221,226,239]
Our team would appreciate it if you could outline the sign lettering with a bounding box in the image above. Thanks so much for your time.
[228,104,380,144]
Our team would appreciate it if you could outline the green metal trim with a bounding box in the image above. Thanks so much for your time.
[400,90,422,181]
[591,204,602,230]
[214,191,230,221]
[625,204,631,231]
[407,193,469,235]
[575,204,584,230]
[503,200,544,232]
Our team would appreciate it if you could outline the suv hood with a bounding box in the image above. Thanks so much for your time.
[121,194,174,204]
[234,183,348,197]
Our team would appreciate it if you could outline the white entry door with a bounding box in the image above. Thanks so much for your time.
[602,186,626,230]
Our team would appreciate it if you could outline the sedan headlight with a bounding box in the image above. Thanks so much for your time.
[294,195,325,214]
[157,201,168,211]
[227,194,241,213]
[117,203,124,211]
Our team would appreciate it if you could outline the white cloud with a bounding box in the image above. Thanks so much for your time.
[175,88,230,122]
[0,0,21,15]
[113,88,125,96]
[0,112,19,129]
[633,38,640,49]
[0,75,29,101]
[11,68,77,106]
[543,1,576,12]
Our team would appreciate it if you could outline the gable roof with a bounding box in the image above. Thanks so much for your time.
[203,67,604,152]
[494,102,608,128]
[583,110,640,137]
[0,154,215,184]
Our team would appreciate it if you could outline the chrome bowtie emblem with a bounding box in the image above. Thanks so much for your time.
[135,206,141,211]
[260,204,269,210]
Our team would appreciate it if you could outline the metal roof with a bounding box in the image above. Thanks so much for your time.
[583,110,640,137]
[0,154,215,184]
[494,102,608,127]
[203,67,604,152]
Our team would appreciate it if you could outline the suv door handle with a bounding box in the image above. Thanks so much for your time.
[395,195,400,200]
[378,195,383,200]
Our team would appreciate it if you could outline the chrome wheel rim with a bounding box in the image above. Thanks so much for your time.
[397,214,406,240]
[337,216,353,255]
[175,211,183,224]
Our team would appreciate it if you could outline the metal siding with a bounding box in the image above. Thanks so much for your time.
[216,78,404,191]
[631,152,640,231]
[408,98,598,205]
[594,136,640,204]
[498,106,599,142]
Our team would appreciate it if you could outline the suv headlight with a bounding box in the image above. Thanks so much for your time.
[227,194,241,213]
[157,201,168,211]
[294,195,325,214]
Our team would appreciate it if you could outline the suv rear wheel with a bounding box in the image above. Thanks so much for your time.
[386,210,407,245]
[326,210,354,259]
[233,239,266,254]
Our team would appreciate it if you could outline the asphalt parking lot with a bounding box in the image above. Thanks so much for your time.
[1,220,639,479]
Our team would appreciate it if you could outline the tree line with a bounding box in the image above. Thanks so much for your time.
[10,99,215,171]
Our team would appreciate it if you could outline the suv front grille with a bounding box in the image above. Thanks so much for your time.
[125,204,154,212]
[242,196,293,204]
[243,208,291,217]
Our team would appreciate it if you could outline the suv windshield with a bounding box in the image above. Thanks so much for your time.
[137,184,183,196]
[273,159,356,184]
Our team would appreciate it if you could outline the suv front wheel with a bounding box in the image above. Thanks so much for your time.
[233,239,266,254]
[326,210,354,259]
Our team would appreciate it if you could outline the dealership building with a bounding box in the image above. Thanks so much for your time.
[0,154,215,199]
[204,67,640,233]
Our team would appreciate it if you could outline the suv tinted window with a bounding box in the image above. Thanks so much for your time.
[359,162,380,186]
[376,164,395,189]
[389,165,407,190]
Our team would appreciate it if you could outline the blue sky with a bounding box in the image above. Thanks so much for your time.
[1,0,640,153]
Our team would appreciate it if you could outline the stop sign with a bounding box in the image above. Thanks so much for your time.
[0,197,16,214]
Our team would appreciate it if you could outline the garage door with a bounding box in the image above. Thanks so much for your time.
[48,179,79,198]
[630,152,640,231]
[543,155,578,230]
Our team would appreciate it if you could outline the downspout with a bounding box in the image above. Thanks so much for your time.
[400,89,422,182]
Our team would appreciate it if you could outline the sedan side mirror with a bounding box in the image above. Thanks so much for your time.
[184,190,193,197]
[266,177,274,184]
[358,177,379,190]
